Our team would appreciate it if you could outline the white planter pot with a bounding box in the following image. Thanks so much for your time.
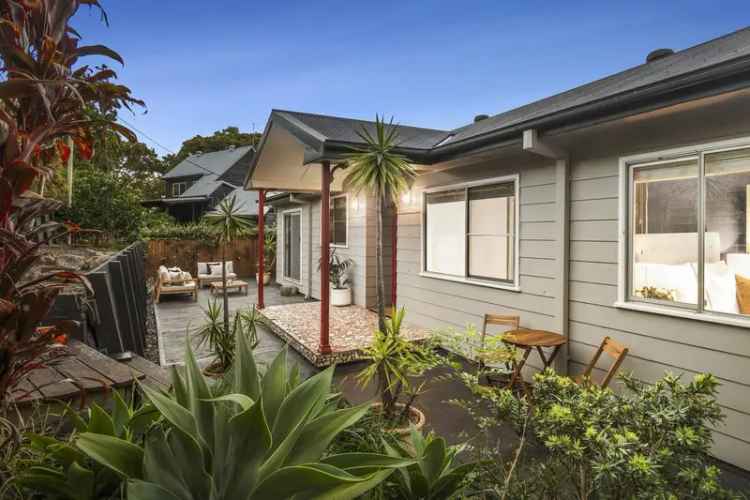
[255,272,271,285]
[331,287,352,306]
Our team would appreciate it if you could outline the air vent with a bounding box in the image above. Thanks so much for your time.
[646,48,674,63]
[474,114,490,123]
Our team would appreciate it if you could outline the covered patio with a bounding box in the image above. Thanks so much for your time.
[245,110,445,366]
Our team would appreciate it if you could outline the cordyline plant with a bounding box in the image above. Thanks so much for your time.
[0,0,141,405]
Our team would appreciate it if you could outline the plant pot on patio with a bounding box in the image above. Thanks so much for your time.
[372,402,426,437]
[331,286,352,306]
[255,272,271,285]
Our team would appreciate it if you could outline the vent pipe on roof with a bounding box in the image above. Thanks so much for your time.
[646,48,674,63]
[474,114,490,123]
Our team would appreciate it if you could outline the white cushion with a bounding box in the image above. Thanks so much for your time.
[632,262,697,304]
[704,262,739,314]
[158,266,170,284]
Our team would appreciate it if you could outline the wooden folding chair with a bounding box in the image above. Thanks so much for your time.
[575,336,629,389]
[479,314,520,375]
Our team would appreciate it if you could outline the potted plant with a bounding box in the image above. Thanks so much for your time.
[256,228,275,285]
[318,248,354,306]
[357,307,443,434]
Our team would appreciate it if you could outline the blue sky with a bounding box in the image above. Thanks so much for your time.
[74,1,748,154]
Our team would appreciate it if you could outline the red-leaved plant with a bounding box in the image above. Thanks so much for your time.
[0,0,141,405]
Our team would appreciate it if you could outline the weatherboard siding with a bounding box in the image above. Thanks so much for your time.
[568,152,750,470]
[396,156,561,375]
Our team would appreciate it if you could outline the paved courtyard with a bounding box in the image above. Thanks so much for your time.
[154,279,309,368]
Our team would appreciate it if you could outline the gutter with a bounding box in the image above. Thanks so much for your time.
[429,55,750,162]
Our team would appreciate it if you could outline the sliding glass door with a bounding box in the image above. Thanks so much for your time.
[283,212,301,281]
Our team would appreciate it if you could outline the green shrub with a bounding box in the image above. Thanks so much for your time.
[463,369,740,499]
[141,220,256,241]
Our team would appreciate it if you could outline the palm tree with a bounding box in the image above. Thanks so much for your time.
[206,195,252,331]
[344,116,416,332]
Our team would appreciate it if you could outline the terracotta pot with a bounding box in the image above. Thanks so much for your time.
[255,272,271,285]
[202,361,225,379]
[372,402,426,436]
[331,286,352,306]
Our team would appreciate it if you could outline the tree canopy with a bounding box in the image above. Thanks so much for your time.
[164,126,260,168]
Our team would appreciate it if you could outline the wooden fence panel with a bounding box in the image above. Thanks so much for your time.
[145,238,258,279]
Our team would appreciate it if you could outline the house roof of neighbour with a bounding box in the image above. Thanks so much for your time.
[180,175,231,198]
[252,27,750,167]
[162,145,255,179]
[205,187,266,217]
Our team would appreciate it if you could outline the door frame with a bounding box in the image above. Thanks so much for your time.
[281,208,302,283]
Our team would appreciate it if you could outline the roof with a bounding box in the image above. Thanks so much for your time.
[252,27,750,168]
[180,175,229,197]
[274,110,451,150]
[206,187,263,218]
[163,145,254,179]
[442,26,750,146]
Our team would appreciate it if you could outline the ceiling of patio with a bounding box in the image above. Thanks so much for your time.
[246,120,351,192]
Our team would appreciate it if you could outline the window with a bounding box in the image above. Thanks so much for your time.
[625,142,750,320]
[171,182,187,196]
[423,176,518,287]
[330,195,347,247]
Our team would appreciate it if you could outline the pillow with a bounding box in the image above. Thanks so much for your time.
[209,264,224,277]
[727,253,750,278]
[632,262,697,304]
[736,274,750,315]
[168,268,184,283]
[704,262,739,314]
[197,262,209,275]
[158,266,170,284]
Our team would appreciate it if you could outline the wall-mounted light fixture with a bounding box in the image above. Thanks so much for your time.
[350,195,360,212]
[401,189,414,206]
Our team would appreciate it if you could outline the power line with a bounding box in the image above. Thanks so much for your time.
[116,116,225,177]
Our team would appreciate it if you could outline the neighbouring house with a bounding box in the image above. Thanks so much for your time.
[246,27,750,470]
[143,145,260,222]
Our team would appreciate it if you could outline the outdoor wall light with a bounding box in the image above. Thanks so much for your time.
[350,196,360,212]
[401,189,414,205]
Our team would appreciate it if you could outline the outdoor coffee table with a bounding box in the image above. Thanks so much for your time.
[502,329,567,393]
[209,279,249,296]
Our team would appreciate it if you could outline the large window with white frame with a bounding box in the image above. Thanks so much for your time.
[330,194,348,247]
[625,140,750,320]
[422,176,519,287]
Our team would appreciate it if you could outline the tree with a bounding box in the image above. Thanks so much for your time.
[343,117,416,332]
[206,195,252,332]
[164,126,260,168]
[0,0,139,404]
[46,109,169,242]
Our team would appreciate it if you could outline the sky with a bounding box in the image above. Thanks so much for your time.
[73,1,749,155]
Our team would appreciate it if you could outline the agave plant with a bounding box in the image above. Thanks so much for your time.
[13,391,158,500]
[382,429,477,500]
[75,330,414,499]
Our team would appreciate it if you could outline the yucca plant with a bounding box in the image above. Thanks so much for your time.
[382,429,477,500]
[344,116,416,332]
[75,329,414,499]
[205,195,253,332]
[195,300,261,374]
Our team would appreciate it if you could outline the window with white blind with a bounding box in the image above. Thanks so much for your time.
[422,176,519,289]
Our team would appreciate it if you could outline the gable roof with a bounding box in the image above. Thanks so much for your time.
[441,26,750,147]
[163,145,254,180]
[274,110,451,150]
[250,26,750,171]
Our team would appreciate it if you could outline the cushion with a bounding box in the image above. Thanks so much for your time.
[632,262,697,304]
[736,274,750,315]
[197,262,209,275]
[704,262,739,314]
[209,264,224,277]
[158,266,170,284]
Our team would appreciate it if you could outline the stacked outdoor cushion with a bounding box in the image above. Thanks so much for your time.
[197,261,237,286]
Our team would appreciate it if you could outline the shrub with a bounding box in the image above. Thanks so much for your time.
[462,369,740,499]
[140,221,256,242]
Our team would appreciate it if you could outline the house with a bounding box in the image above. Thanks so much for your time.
[245,27,750,470]
[143,145,259,222]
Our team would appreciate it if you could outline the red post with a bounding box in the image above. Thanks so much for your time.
[319,162,332,354]
[257,189,265,309]
[391,202,398,307]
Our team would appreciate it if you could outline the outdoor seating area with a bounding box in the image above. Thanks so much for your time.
[197,260,237,287]
[155,264,197,303]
